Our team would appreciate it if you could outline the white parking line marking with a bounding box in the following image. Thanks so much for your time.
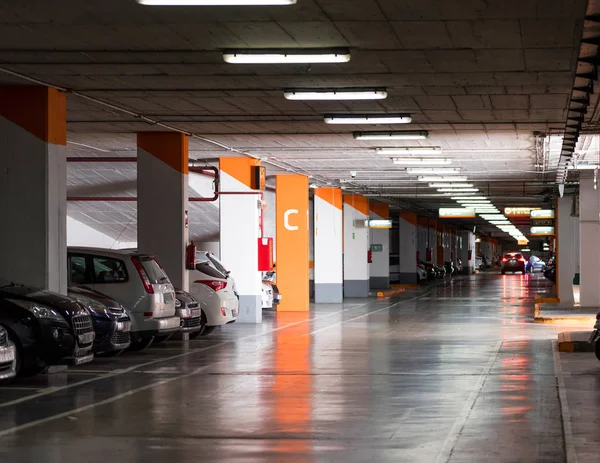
[0,296,406,408]
[552,340,578,463]
[435,340,503,463]
[0,291,423,435]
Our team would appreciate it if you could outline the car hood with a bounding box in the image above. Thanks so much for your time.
[0,285,87,317]
[68,285,123,309]
[175,289,196,305]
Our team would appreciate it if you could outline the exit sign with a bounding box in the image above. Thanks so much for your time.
[370,244,383,252]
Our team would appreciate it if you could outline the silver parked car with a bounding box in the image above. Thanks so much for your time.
[0,326,16,382]
[67,247,180,351]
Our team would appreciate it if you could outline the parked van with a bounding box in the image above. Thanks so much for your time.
[67,248,180,350]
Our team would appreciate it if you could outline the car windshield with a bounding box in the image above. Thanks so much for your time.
[139,257,169,284]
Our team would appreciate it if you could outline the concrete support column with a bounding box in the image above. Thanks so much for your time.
[137,132,189,291]
[314,188,343,303]
[0,87,67,293]
[458,230,475,274]
[428,220,437,264]
[579,173,600,308]
[369,203,390,289]
[557,195,579,305]
[219,158,262,323]
[343,195,370,297]
[398,212,417,284]
[275,174,309,311]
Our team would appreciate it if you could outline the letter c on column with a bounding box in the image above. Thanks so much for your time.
[284,209,299,231]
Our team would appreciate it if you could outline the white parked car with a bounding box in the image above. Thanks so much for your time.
[417,264,428,283]
[189,251,239,336]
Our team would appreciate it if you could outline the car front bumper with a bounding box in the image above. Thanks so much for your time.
[177,306,203,333]
[0,343,17,381]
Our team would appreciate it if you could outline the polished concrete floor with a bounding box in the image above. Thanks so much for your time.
[0,272,593,462]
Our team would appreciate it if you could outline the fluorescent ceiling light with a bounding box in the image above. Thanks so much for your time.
[377,147,442,155]
[392,158,451,166]
[429,183,473,188]
[285,89,387,100]
[489,221,511,225]
[406,168,460,174]
[438,188,479,192]
[353,131,428,140]
[139,0,295,3]
[480,215,506,220]
[456,200,490,204]
[567,164,598,170]
[325,114,411,124]
[224,48,350,64]
[450,195,487,200]
[418,176,467,182]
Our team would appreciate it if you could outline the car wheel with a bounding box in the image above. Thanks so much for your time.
[6,330,44,378]
[200,326,217,336]
[595,340,600,362]
[153,334,174,344]
[128,336,154,351]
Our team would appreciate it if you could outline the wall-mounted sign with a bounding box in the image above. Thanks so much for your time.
[370,244,383,252]
[530,209,555,219]
[504,207,541,217]
[532,218,554,227]
[439,208,476,219]
[530,226,555,236]
[367,219,393,229]
[518,239,529,245]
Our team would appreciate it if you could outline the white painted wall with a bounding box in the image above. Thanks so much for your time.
[314,195,343,285]
[579,174,600,307]
[558,196,578,304]
[369,212,390,279]
[343,203,369,282]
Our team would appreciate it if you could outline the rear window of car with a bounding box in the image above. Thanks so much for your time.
[93,256,128,283]
[139,257,169,284]
[505,253,523,259]
[195,262,226,279]
[208,254,229,275]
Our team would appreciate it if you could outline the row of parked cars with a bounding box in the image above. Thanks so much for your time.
[0,246,257,382]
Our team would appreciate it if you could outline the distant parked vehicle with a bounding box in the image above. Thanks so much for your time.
[543,262,556,283]
[417,264,428,283]
[67,247,180,351]
[174,289,203,337]
[526,256,546,273]
[68,285,131,355]
[419,261,437,280]
[262,271,282,309]
[444,261,456,276]
[0,285,94,376]
[501,253,526,274]
[0,325,16,382]
[590,316,600,361]
[189,251,239,336]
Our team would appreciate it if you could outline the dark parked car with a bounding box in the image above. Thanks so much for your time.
[0,285,95,376]
[68,286,131,355]
[0,325,17,382]
[418,261,437,280]
[501,253,526,274]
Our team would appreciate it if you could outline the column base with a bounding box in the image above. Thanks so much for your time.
[398,273,418,284]
[315,283,343,303]
[370,277,389,289]
[344,280,369,298]
[237,295,262,323]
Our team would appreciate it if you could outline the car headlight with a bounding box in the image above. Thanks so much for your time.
[8,299,65,322]
[71,295,109,316]
[175,298,182,308]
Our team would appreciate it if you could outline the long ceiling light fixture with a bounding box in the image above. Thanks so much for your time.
[224,48,351,64]
[418,176,467,182]
[324,114,412,124]
[354,131,428,140]
[406,167,460,174]
[429,183,473,188]
[285,89,387,100]
[455,199,489,204]
[392,158,451,166]
[450,196,487,200]
[438,188,479,192]
[140,0,296,3]
[377,147,442,155]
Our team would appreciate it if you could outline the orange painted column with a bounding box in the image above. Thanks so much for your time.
[0,86,67,293]
[220,157,264,323]
[137,132,189,290]
[275,174,309,311]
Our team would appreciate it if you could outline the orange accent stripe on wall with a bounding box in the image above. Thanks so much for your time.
[370,202,390,219]
[314,188,342,210]
[220,157,261,188]
[0,86,66,146]
[399,211,418,226]
[343,194,369,216]
[137,132,189,174]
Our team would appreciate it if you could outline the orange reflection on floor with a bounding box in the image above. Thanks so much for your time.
[270,312,313,458]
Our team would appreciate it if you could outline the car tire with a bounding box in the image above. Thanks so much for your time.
[595,340,600,362]
[128,336,154,351]
[6,331,44,378]
[201,326,217,336]
[153,334,174,344]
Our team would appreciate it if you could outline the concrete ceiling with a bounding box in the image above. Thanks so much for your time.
[0,0,593,241]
